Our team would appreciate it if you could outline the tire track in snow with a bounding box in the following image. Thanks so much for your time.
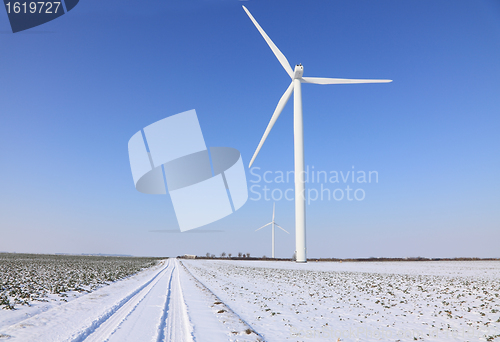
[180,261,265,342]
[160,259,194,342]
[80,259,175,342]
[82,258,194,342]
[1,258,261,341]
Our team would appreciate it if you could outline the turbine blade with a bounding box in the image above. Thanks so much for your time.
[249,81,294,168]
[242,6,294,79]
[301,77,393,85]
[255,222,272,232]
[275,224,290,234]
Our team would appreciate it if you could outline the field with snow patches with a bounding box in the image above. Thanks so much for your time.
[0,253,158,327]
[1,256,499,341]
[0,257,262,342]
[182,260,500,342]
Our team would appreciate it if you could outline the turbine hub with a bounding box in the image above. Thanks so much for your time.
[293,64,304,79]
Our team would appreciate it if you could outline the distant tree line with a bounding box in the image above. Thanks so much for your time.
[178,252,258,260]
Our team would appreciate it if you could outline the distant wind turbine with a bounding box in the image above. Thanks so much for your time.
[255,203,289,259]
[242,6,392,263]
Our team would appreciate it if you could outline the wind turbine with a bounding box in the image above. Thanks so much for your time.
[255,202,289,259]
[243,6,392,263]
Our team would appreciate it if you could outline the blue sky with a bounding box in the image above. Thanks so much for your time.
[1,0,499,258]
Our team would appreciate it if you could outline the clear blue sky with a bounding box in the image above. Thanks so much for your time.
[1,0,499,258]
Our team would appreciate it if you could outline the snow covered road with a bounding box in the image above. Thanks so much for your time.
[82,259,192,342]
[0,259,262,342]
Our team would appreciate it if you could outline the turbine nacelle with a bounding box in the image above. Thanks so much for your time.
[293,64,304,79]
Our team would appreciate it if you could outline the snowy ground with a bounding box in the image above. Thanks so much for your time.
[0,254,158,327]
[1,258,499,341]
[0,259,261,342]
[182,260,500,342]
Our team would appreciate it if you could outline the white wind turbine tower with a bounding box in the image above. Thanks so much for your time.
[255,202,289,259]
[243,6,392,263]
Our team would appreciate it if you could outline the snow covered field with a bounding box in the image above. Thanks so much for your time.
[182,260,500,342]
[1,257,499,341]
[0,258,261,342]
[0,254,158,327]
